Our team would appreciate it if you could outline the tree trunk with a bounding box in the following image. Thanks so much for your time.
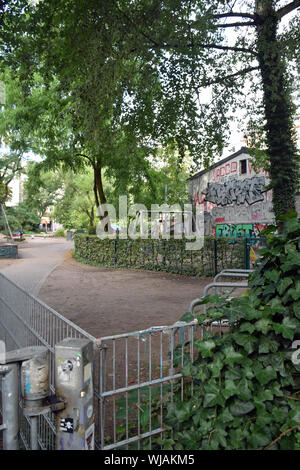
[93,164,110,232]
[255,0,299,221]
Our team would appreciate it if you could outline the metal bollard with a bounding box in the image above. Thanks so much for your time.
[0,346,50,450]
[21,349,50,450]
[54,338,94,450]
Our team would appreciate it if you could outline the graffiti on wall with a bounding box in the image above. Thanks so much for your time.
[216,223,267,238]
[211,201,274,224]
[202,176,266,206]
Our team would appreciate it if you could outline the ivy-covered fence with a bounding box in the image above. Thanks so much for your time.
[73,234,248,276]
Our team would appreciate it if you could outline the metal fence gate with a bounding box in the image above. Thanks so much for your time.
[0,271,249,450]
[0,273,96,449]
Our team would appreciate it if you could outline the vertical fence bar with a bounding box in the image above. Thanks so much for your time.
[244,237,250,270]
[214,238,218,276]
[0,363,19,450]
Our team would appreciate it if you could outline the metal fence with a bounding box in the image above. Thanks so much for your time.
[0,271,248,450]
[0,273,96,450]
[74,235,251,277]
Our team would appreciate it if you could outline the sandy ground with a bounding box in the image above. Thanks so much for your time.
[0,236,246,338]
[39,253,214,338]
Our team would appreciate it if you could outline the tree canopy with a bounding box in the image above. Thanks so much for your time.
[0,0,299,220]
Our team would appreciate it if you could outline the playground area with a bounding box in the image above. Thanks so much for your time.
[0,236,249,339]
[38,253,214,338]
[0,236,249,450]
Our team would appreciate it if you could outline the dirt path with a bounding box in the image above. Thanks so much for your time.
[39,255,214,338]
[0,237,73,295]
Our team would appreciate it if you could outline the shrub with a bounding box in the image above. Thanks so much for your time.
[73,234,246,277]
[54,228,65,237]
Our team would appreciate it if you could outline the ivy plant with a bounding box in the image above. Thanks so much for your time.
[160,211,300,450]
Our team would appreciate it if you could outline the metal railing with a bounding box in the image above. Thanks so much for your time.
[188,269,252,318]
[0,273,96,450]
[0,271,241,450]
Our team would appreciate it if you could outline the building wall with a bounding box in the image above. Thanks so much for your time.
[6,174,26,207]
[189,149,275,237]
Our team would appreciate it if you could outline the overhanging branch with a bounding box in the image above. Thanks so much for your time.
[209,11,256,20]
[194,66,259,90]
[276,0,300,19]
[213,21,255,28]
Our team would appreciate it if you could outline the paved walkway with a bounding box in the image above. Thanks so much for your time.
[0,237,73,296]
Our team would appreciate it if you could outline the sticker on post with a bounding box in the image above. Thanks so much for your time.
[60,418,74,434]
[58,358,76,385]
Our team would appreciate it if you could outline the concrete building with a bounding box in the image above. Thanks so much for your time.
[5,173,26,207]
[188,147,275,238]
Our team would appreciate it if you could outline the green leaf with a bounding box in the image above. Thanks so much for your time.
[174,402,192,423]
[248,427,272,449]
[258,336,279,354]
[140,406,150,429]
[239,322,255,334]
[179,311,194,323]
[254,318,272,334]
[223,346,244,366]
[203,392,218,408]
[232,332,257,354]
[265,269,281,283]
[256,366,277,385]
[277,277,293,296]
[273,317,300,340]
[196,339,216,358]
[288,280,300,301]
[229,399,255,417]
[222,379,238,400]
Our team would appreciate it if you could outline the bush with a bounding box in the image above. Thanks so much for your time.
[73,234,246,277]
[160,211,300,450]
[54,228,65,237]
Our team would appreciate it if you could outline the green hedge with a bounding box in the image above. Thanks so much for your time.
[73,234,246,276]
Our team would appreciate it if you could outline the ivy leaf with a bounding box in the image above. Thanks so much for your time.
[269,297,287,315]
[203,392,218,408]
[265,269,281,283]
[223,346,244,366]
[277,277,293,296]
[229,428,246,449]
[258,336,279,354]
[288,280,300,301]
[196,339,216,358]
[232,332,257,354]
[229,399,255,417]
[293,300,300,318]
[256,366,277,385]
[222,379,238,400]
[273,317,300,340]
[248,427,272,449]
[174,402,192,423]
[239,322,255,334]
[254,318,272,334]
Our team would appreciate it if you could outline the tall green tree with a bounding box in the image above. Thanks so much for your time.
[1,1,299,220]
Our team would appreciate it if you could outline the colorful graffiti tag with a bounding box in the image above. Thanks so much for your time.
[216,223,267,238]
[202,176,266,206]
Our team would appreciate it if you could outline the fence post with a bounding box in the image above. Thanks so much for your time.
[162,239,166,268]
[213,238,218,276]
[54,338,95,450]
[114,238,118,266]
[244,237,250,270]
